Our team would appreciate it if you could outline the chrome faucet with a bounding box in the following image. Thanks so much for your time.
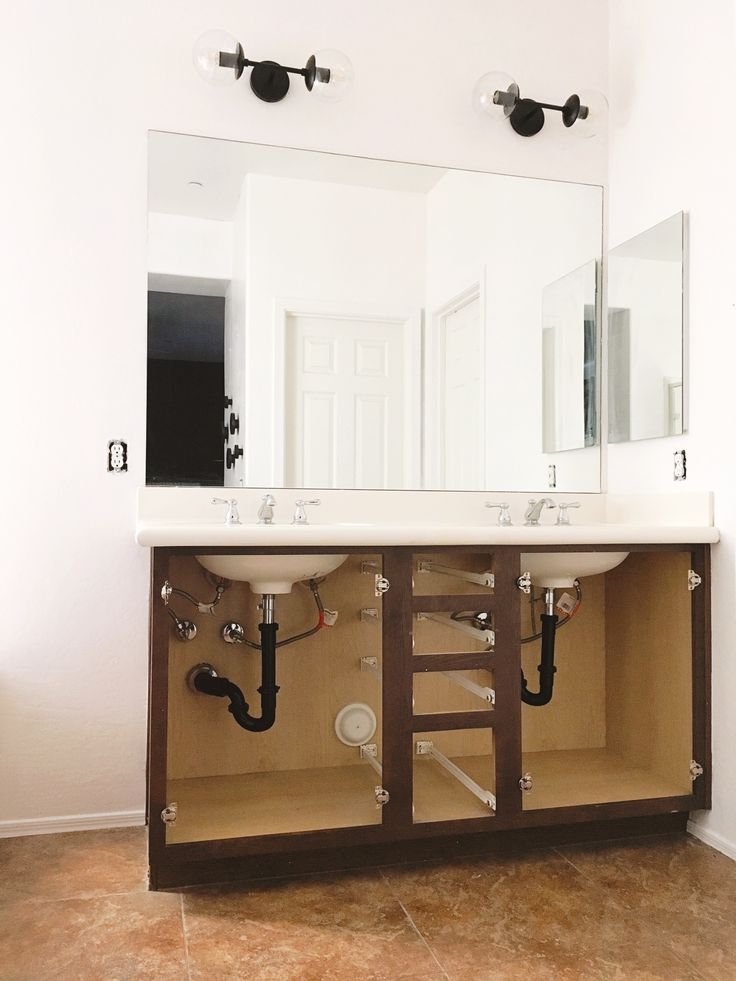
[485,502,512,526]
[524,498,556,526]
[292,499,321,525]
[212,498,241,525]
[257,494,277,524]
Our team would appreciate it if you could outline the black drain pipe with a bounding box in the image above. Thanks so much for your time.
[521,612,557,706]
[188,595,280,733]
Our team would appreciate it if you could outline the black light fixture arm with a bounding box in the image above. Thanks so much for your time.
[219,47,329,93]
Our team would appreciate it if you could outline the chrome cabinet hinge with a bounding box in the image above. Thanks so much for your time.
[374,786,390,807]
[374,575,390,596]
[160,801,178,825]
[689,760,704,781]
[519,772,533,792]
[517,572,532,595]
[688,570,702,591]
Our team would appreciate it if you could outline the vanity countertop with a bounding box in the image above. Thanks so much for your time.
[136,520,719,548]
[136,488,719,548]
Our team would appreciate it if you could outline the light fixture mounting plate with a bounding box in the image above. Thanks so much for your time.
[250,60,290,102]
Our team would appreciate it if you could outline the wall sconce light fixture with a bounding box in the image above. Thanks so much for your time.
[472,71,607,138]
[193,30,353,103]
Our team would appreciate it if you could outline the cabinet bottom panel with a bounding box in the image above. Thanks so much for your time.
[521,748,691,811]
[166,764,383,844]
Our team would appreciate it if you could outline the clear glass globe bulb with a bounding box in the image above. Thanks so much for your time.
[192,30,242,86]
[472,71,519,120]
[310,49,354,102]
[572,89,608,139]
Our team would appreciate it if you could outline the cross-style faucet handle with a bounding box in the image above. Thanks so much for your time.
[292,499,321,525]
[556,502,581,526]
[485,502,512,526]
[212,498,241,525]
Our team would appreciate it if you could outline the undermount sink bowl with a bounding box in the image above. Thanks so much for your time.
[521,551,630,589]
[196,553,349,594]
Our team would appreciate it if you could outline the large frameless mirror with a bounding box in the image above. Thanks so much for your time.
[607,212,686,444]
[146,131,603,492]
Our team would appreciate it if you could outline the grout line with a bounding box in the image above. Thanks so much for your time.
[179,892,193,981]
[397,898,450,980]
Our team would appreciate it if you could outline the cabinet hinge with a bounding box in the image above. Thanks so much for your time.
[374,786,390,807]
[688,570,702,591]
[517,572,532,595]
[374,575,390,596]
[519,772,533,792]
[689,760,704,781]
[160,801,178,825]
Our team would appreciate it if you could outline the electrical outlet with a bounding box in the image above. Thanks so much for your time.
[673,449,687,481]
[108,439,128,473]
[548,464,557,489]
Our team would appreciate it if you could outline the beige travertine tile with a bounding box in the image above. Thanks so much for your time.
[0,891,187,981]
[182,869,446,980]
[381,850,703,980]
[558,835,736,980]
[0,827,147,906]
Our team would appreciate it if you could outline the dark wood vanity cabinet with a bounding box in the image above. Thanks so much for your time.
[147,543,711,889]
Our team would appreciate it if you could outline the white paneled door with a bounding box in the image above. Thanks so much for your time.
[284,313,411,488]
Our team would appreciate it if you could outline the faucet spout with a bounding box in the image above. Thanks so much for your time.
[524,498,556,526]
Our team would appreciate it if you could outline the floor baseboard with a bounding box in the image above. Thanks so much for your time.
[0,810,146,839]
[688,820,736,862]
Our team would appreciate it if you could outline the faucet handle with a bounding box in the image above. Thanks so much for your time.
[292,499,321,525]
[485,502,512,526]
[212,497,241,525]
[556,502,581,526]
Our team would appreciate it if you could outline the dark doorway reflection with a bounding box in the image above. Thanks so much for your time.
[147,291,225,485]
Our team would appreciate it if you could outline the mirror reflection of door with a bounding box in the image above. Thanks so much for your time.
[440,291,484,490]
[284,313,412,488]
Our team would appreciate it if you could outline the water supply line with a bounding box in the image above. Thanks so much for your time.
[222,578,330,649]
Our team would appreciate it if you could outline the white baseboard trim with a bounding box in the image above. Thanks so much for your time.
[0,810,146,839]
[688,820,736,862]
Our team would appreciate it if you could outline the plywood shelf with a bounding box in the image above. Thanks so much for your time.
[166,764,382,844]
[521,748,691,811]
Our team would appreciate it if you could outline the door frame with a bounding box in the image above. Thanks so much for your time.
[273,297,423,488]
[424,271,487,489]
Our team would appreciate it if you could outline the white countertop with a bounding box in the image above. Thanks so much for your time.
[136,488,719,548]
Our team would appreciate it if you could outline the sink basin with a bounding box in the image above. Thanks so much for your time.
[521,551,630,589]
[196,553,349,594]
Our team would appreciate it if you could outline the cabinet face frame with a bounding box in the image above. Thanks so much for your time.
[147,542,711,884]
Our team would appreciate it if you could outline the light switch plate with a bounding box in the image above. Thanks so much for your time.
[673,449,687,481]
[108,439,128,473]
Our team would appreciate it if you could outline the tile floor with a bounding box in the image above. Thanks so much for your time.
[1,829,735,979]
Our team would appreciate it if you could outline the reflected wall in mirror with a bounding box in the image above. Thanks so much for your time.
[146,132,603,492]
[541,259,598,453]
[607,212,686,443]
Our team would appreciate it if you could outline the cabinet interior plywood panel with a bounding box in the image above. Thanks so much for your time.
[605,551,692,794]
[520,573,607,753]
[413,669,494,715]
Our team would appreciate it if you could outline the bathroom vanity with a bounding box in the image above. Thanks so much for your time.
[142,502,713,890]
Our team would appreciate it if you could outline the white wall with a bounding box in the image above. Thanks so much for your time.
[607,0,736,856]
[147,213,233,282]
[424,170,602,491]
[0,0,607,832]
